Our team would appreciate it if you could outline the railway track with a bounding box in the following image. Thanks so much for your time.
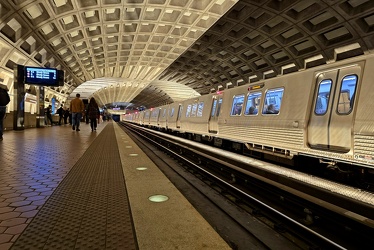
[118,121,374,250]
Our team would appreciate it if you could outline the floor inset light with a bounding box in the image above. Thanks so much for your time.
[136,167,148,171]
[148,195,169,203]
[129,154,138,156]
[126,146,132,148]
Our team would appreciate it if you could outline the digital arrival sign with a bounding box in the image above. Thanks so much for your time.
[24,66,64,86]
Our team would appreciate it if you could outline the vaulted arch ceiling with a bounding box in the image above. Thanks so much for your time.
[159,0,374,95]
[0,0,373,110]
[0,0,237,107]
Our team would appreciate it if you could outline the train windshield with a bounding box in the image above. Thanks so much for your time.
[337,75,357,115]
[315,79,332,115]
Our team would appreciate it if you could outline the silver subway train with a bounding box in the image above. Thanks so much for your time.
[123,53,374,181]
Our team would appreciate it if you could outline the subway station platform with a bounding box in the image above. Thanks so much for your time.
[0,122,230,250]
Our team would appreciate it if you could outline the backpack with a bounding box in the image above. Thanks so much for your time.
[0,88,10,106]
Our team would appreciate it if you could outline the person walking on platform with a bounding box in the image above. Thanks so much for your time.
[64,108,70,125]
[45,105,53,126]
[87,97,100,132]
[57,104,64,125]
[70,93,85,131]
[0,84,10,141]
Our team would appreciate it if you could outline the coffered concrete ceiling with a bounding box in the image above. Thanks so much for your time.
[0,0,373,110]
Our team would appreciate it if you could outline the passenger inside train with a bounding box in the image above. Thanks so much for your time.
[247,106,256,115]
[265,104,278,114]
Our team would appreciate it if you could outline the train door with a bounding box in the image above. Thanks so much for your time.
[307,66,360,152]
[176,104,182,128]
[209,95,223,133]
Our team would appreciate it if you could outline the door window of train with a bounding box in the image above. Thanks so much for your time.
[245,92,261,115]
[178,105,183,118]
[314,79,332,115]
[191,103,198,117]
[186,104,192,117]
[337,75,357,115]
[211,99,217,117]
[197,102,204,117]
[231,94,244,116]
[216,98,223,117]
[151,109,159,118]
[162,109,166,117]
[262,88,284,115]
[170,107,175,117]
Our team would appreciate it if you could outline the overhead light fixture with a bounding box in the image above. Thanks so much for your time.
[62,16,74,25]
[53,0,67,7]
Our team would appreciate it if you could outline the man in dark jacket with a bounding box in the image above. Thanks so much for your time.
[57,104,64,125]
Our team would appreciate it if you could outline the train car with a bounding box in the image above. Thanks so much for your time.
[179,93,214,136]
[158,105,169,131]
[148,105,169,130]
[137,110,145,126]
[125,53,374,181]
[211,54,374,173]
[142,109,151,126]
[149,107,161,128]
[215,54,374,174]
[216,70,315,160]
[166,102,182,133]
[123,112,138,123]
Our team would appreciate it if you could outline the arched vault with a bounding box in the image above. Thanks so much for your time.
[0,0,373,110]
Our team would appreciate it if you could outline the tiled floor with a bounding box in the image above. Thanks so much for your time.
[0,121,231,250]
[0,122,107,249]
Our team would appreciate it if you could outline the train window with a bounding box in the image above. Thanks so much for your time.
[314,79,332,115]
[231,94,244,116]
[337,75,357,115]
[216,98,222,117]
[197,102,204,117]
[245,92,261,115]
[151,109,159,118]
[262,88,284,114]
[191,103,197,117]
[170,107,175,117]
[186,104,192,117]
[211,99,217,117]
[178,105,183,118]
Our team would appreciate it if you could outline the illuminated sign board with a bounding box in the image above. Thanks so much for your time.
[24,66,63,86]
[248,83,265,91]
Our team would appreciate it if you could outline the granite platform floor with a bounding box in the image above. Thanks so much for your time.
[0,121,230,250]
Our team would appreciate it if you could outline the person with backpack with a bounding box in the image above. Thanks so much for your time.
[87,97,100,132]
[45,105,53,126]
[0,85,10,141]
